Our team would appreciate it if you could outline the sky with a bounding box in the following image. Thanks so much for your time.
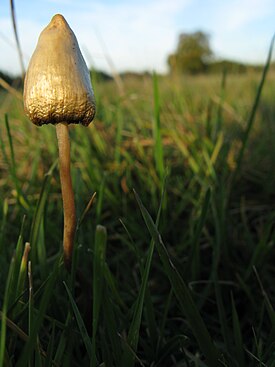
[0,0,274,76]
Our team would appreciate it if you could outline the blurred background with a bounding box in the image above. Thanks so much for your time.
[0,0,274,77]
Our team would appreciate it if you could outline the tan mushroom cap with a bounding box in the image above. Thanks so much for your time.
[24,14,96,126]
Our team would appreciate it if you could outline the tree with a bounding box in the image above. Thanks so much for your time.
[168,31,213,74]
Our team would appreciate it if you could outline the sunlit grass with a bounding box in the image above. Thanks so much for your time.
[1,61,275,366]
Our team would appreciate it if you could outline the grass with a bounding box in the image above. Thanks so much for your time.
[1,54,275,366]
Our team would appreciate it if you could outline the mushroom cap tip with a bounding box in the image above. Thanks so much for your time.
[52,13,65,21]
[50,14,68,27]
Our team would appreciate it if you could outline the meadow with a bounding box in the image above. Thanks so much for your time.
[1,61,275,366]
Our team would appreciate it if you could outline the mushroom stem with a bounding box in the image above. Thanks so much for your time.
[56,122,76,270]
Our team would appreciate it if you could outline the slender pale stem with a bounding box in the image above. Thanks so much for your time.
[56,122,76,270]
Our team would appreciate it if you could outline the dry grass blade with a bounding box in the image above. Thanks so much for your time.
[0,77,23,101]
[9,0,25,79]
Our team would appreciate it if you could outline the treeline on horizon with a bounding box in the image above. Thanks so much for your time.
[0,60,274,91]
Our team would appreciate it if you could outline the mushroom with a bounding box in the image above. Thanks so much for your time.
[24,14,96,270]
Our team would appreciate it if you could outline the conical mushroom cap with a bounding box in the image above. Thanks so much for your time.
[24,14,96,126]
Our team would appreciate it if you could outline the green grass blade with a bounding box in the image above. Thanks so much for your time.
[37,219,47,278]
[92,225,107,366]
[44,321,56,367]
[215,67,227,138]
[157,288,173,355]
[104,262,126,308]
[63,281,92,360]
[78,192,96,228]
[214,281,231,353]
[190,188,211,279]
[121,238,155,366]
[96,173,106,223]
[231,293,245,366]
[17,259,60,367]
[231,34,275,186]
[53,314,70,364]
[153,72,164,182]
[0,124,9,171]
[0,254,16,367]
[115,108,123,164]
[119,218,141,260]
[133,189,222,366]
[143,178,167,354]
[144,287,158,353]
[101,289,121,365]
[0,199,8,254]
[156,335,188,366]
[34,348,42,367]
[8,216,26,306]
[28,261,33,367]
[5,114,16,181]
[253,267,275,344]
[30,159,57,267]
[4,114,28,209]
[16,241,30,293]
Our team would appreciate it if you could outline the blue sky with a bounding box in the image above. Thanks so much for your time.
[0,0,274,75]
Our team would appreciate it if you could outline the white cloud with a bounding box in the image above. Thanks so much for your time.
[215,0,274,31]
[207,0,275,64]
[0,0,191,75]
[68,0,191,73]
[46,0,72,3]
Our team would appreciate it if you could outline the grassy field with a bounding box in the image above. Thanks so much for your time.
[1,62,275,366]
